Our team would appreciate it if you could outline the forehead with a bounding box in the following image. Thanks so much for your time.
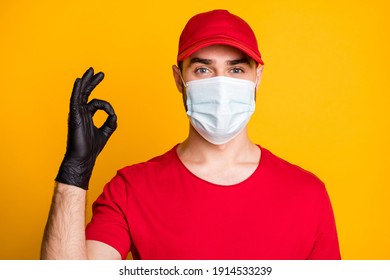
[184,44,255,66]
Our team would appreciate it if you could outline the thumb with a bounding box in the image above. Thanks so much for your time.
[101,113,118,138]
[87,99,118,137]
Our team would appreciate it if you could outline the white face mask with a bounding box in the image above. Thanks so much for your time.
[183,76,256,145]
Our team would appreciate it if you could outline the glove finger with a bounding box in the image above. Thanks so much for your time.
[69,78,81,109]
[87,99,117,137]
[101,114,118,138]
[79,67,94,104]
[81,72,105,104]
[87,98,115,115]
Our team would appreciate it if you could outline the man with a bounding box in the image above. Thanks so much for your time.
[41,9,341,260]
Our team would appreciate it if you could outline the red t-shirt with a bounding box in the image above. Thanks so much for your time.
[86,145,341,260]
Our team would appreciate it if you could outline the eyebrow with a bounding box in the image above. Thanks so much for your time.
[189,57,213,65]
[227,58,251,65]
[189,57,251,66]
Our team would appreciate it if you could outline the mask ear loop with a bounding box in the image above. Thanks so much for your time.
[178,71,188,88]
[254,67,261,100]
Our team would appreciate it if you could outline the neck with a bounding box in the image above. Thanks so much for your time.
[176,125,261,186]
[177,125,258,165]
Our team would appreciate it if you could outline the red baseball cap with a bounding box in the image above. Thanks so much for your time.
[177,10,264,65]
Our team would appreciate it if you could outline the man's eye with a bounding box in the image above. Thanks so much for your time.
[195,67,210,74]
[231,67,244,73]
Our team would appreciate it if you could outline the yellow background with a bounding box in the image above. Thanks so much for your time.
[1,0,389,259]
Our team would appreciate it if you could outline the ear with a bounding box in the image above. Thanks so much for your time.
[172,65,185,93]
[255,65,264,89]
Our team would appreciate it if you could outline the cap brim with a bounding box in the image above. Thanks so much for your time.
[178,37,264,65]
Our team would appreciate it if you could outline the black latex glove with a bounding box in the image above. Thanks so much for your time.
[55,67,117,190]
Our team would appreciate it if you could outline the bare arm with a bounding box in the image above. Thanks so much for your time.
[41,182,87,259]
[41,182,121,259]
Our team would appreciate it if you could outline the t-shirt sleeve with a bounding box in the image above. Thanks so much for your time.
[307,185,341,260]
[85,172,130,260]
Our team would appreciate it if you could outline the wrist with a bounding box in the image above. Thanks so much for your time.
[55,158,95,190]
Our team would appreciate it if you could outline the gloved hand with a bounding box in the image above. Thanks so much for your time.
[55,67,117,190]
